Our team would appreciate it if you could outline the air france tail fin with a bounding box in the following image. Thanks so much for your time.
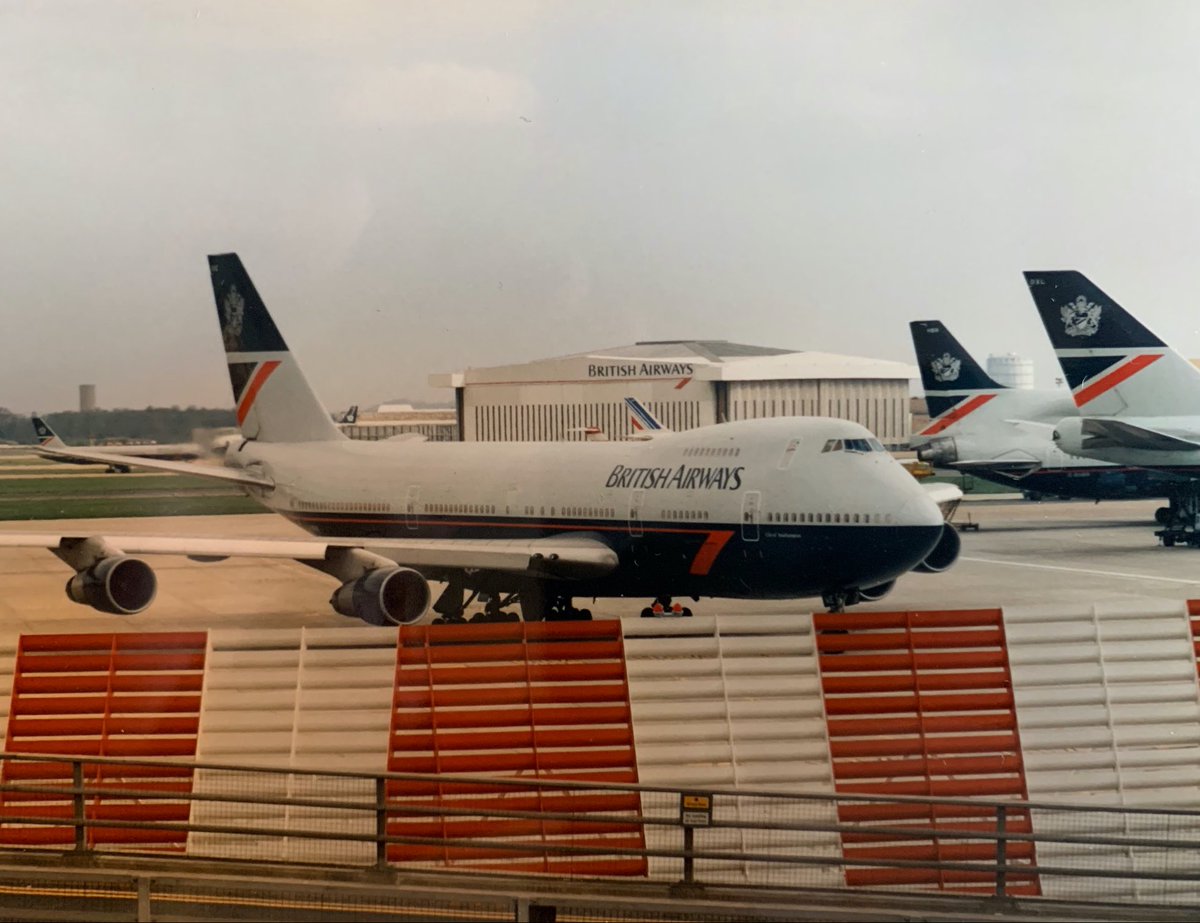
[208,254,344,443]
[1023,271,1196,417]
[31,415,66,448]
[908,321,1004,438]
[624,397,670,439]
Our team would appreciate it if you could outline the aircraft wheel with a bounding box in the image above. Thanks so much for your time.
[577,608,592,621]
[682,607,693,617]
[640,607,654,618]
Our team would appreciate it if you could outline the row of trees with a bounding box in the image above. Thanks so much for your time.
[0,407,236,445]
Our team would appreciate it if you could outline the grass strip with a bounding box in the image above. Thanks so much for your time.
[0,475,229,497]
[0,495,263,520]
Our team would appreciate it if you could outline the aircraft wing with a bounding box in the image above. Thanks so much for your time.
[1004,419,1058,438]
[33,445,272,488]
[1080,418,1200,452]
[920,481,963,521]
[0,532,620,580]
[951,458,1043,477]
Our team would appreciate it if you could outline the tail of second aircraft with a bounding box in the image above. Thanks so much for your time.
[1024,271,1198,417]
[909,321,1005,439]
[31,415,66,448]
[208,254,344,443]
[624,397,670,438]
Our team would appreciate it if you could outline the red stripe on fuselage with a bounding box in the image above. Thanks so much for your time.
[236,360,281,426]
[1072,353,1162,407]
[919,394,996,436]
[689,531,734,575]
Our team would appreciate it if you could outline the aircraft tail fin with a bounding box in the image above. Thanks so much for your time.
[624,397,670,438]
[208,254,344,443]
[31,415,66,448]
[909,321,1005,439]
[1023,271,1197,416]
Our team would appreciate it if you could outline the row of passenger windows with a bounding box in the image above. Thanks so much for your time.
[560,507,616,518]
[681,446,742,457]
[766,511,895,524]
[429,503,498,515]
[295,500,389,513]
[821,438,886,453]
[662,509,711,521]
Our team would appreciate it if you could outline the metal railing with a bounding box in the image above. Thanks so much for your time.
[0,751,1197,911]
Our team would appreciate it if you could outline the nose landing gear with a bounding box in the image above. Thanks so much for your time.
[821,589,862,614]
[639,596,694,618]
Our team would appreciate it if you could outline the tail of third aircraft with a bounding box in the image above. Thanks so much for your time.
[207,254,344,443]
[31,415,66,448]
[909,320,1005,439]
[1024,271,1199,418]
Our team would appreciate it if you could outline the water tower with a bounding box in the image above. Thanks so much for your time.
[986,354,1034,390]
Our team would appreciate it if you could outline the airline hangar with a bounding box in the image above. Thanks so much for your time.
[431,341,916,447]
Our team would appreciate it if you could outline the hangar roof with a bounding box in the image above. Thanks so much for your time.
[431,340,916,388]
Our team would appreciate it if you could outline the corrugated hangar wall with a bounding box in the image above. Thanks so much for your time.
[464,379,717,442]
[3,601,1198,896]
[463,378,910,445]
[724,379,908,446]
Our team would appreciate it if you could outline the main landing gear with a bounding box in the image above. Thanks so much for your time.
[1154,489,1200,547]
[430,583,592,624]
[640,596,694,618]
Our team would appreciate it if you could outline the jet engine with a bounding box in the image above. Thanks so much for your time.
[913,523,961,573]
[330,567,431,626]
[65,556,157,615]
[916,437,957,467]
[856,580,896,602]
[1050,418,1087,458]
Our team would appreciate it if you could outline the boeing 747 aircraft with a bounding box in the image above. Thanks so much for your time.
[1025,271,1200,543]
[33,415,238,471]
[0,254,958,622]
[909,320,1173,501]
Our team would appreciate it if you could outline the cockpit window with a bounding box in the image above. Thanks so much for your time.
[823,437,886,454]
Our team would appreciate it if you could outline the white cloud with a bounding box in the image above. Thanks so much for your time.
[341,62,538,126]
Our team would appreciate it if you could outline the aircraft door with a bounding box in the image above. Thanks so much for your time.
[741,490,761,542]
[628,489,644,538]
[405,485,420,531]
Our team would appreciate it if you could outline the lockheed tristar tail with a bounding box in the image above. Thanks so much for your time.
[909,320,1173,502]
[1,253,958,622]
[1025,270,1200,543]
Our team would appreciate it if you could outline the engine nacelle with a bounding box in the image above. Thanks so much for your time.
[913,523,961,574]
[330,567,431,626]
[1051,417,1087,458]
[916,436,958,467]
[856,580,896,602]
[65,556,157,615]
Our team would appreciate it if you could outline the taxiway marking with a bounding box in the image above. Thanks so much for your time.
[961,555,1200,586]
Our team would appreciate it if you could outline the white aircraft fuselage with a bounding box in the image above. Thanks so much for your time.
[230,415,945,600]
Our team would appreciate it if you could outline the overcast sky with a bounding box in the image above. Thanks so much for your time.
[2,1,1200,413]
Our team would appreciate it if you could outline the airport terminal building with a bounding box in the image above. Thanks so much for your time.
[431,340,916,447]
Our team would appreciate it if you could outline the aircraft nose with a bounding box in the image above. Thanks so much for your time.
[898,489,944,527]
